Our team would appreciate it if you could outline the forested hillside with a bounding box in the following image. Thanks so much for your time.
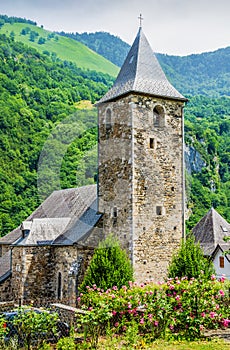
[0,34,111,235]
[0,17,229,237]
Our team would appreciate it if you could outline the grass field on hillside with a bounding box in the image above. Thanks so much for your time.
[0,22,118,76]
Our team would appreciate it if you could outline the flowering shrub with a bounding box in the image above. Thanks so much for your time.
[77,276,230,344]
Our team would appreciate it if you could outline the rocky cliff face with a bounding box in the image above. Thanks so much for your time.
[184,145,206,174]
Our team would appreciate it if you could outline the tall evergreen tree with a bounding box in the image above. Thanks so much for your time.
[168,235,215,280]
[80,234,134,291]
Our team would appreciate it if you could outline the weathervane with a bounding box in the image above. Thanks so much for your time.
[138,14,144,28]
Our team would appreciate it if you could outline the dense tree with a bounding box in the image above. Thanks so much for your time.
[80,234,134,291]
[168,236,215,280]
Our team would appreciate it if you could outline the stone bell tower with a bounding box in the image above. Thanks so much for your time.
[97,26,187,282]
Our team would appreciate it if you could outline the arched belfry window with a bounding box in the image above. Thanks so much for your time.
[105,108,112,138]
[57,272,62,300]
[153,105,165,127]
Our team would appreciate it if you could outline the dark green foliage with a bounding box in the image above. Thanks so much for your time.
[168,236,215,280]
[80,234,134,291]
[184,95,230,229]
[0,14,36,26]
[38,36,46,45]
[0,34,113,235]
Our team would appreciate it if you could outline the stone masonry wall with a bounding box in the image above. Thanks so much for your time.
[98,99,133,252]
[98,94,185,283]
[10,244,94,306]
[131,95,185,282]
[0,277,13,302]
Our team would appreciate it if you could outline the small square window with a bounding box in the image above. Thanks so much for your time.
[156,206,163,215]
[219,256,224,268]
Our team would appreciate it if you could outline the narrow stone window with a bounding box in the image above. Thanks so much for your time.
[113,207,118,218]
[113,207,118,226]
[219,256,224,268]
[57,272,62,300]
[153,105,165,127]
[149,138,154,149]
[105,108,112,138]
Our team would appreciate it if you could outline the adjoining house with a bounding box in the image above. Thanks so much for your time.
[193,207,230,279]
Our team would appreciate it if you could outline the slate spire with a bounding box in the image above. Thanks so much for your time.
[99,28,186,103]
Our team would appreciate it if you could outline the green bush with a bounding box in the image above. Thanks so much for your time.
[167,235,215,280]
[80,234,134,291]
[57,336,75,350]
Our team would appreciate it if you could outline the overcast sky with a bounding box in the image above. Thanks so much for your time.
[1,0,229,55]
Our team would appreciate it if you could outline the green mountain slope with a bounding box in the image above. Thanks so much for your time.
[0,34,113,235]
[0,22,119,76]
[58,31,130,67]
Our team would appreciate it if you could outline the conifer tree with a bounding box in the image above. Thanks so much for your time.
[168,235,215,280]
[80,234,134,291]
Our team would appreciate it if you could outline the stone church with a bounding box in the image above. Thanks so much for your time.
[0,27,187,304]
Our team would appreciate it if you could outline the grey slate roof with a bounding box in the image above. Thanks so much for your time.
[2,185,100,246]
[98,28,186,103]
[193,208,230,256]
[0,250,11,283]
[53,199,102,245]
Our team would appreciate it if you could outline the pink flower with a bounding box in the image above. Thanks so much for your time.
[154,320,159,327]
[175,295,180,301]
[127,302,132,309]
[115,322,119,327]
[148,314,153,319]
[209,311,217,319]
[169,285,175,290]
[111,294,115,299]
[201,312,206,317]
[140,318,144,325]
[169,324,174,331]
[140,283,144,288]
[88,307,93,311]
[219,289,225,296]
[122,285,127,291]
[122,325,127,331]
[222,319,230,327]
[112,310,117,316]
[112,286,118,291]
[211,274,216,281]
[199,325,204,331]
[219,275,226,283]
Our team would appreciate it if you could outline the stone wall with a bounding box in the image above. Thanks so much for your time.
[0,276,13,302]
[10,244,94,306]
[98,94,185,282]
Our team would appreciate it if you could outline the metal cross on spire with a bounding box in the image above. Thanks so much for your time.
[138,14,144,28]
